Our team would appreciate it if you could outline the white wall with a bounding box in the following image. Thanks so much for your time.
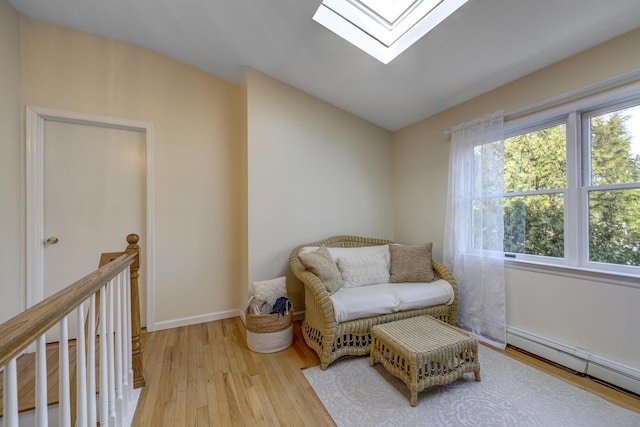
[18,17,243,329]
[0,0,23,324]
[505,268,638,367]
[246,68,394,311]
[393,29,640,371]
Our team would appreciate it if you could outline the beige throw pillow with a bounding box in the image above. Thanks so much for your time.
[389,242,435,283]
[252,276,287,308]
[299,246,344,294]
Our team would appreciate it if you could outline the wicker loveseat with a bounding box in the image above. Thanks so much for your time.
[289,235,458,369]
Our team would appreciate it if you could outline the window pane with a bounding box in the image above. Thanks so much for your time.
[504,124,566,193]
[474,140,504,195]
[589,188,640,266]
[472,197,503,251]
[590,104,640,186]
[503,194,564,257]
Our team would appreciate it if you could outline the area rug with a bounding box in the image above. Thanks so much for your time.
[302,346,640,426]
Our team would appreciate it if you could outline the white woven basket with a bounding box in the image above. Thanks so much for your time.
[245,298,293,353]
[246,325,293,353]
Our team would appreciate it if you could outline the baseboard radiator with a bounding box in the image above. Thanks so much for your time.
[507,326,640,395]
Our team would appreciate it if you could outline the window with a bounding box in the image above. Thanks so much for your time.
[494,85,640,276]
[312,0,469,64]
[584,103,640,268]
[503,123,567,258]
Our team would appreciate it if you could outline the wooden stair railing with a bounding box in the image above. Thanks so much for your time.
[97,234,146,389]
[0,234,145,426]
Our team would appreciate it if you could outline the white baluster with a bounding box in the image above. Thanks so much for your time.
[99,286,109,427]
[115,273,124,425]
[35,334,48,427]
[121,271,130,411]
[125,266,133,405]
[59,316,71,427]
[76,304,88,427]
[2,358,18,427]
[107,278,116,425]
[88,293,97,427]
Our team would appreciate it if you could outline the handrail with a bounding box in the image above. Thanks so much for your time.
[0,253,135,368]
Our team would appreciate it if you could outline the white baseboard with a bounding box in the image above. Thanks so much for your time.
[588,355,640,396]
[507,325,640,395]
[153,308,305,332]
[152,309,241,331]
[293,310,305,322]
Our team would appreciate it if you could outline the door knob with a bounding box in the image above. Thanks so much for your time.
[45,236,59,245]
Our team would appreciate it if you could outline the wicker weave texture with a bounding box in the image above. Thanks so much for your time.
[370,315,480,406]
[289,235,459,370]
[246,309,293,334]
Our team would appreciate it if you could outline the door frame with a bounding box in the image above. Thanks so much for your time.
[26,105,156,331]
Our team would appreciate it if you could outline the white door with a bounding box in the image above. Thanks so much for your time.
[42,120,145,341]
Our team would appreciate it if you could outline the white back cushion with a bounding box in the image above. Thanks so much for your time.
[301,245,390,268]
[337,252,390,287]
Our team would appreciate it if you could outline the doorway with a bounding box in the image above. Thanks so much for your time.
[26,106,155,338]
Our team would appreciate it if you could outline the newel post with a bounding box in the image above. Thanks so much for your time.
[126,234,146,388]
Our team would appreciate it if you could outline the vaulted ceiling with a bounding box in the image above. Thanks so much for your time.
[9,0,640,130]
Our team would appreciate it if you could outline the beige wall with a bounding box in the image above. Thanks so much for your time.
[393,29,640,369]
[19,17,243,328]
[238,79,249,312]
[0,0,22,324]
[2,13,393,328]
[246,68,394,311]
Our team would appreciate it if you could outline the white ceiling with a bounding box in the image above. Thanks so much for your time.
[8,0,640,131]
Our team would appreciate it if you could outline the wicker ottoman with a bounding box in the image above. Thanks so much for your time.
[370,315,480,406]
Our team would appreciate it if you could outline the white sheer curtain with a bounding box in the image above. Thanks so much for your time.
[444,111,506,349]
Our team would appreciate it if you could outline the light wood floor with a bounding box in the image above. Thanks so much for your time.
[132,317,639,426]
[131,317,334,426]
[2,318,638,424]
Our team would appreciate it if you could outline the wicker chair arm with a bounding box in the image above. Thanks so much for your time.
[432,260,455,286]
[432,260,458,326]
[288,244,335,320]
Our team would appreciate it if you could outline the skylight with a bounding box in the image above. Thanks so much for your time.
[313,0,469,64]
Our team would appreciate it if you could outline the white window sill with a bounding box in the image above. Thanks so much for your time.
[504,259,640,290]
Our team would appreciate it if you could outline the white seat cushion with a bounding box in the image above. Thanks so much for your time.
[329,279,454,323]
[393,280,454,311]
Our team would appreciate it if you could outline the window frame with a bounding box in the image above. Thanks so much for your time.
[580,100,640,275]
[498,80,640,280]
[501,118,569,265]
